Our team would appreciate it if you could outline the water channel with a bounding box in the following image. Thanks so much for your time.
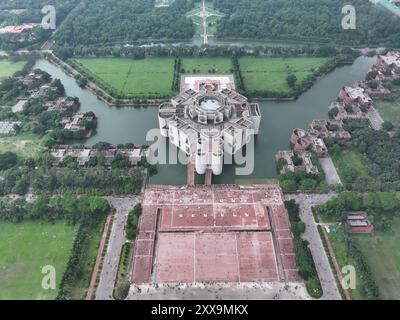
[33,56,375,185]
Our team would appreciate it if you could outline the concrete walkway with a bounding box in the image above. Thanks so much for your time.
[95,196,139,300]
[319,157,342,185]
[285,193,341,300]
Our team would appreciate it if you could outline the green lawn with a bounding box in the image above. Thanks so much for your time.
[325,228,366,300]
[182,57,232,74]
[239,57,329,93]
[0,132,46,158]
[0,60,25,82]
[353,217,400,300]
[0,221,78,300]
[331,150,369,185]
[71,56,332,98]
[320,215,400,300]
[374,97,400,124]
[72,58,175,98]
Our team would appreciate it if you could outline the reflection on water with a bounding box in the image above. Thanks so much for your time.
[33,56,375,185]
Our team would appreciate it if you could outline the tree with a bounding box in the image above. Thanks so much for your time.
[0,152,18,170]
[286,74,297,89]
[383,121,394,131]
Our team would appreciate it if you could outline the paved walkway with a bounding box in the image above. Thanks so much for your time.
[319,157,342,185]
[285,193,341,300]
[318,215,350,300]
[95,196,139,300]
[86,211,113,300]
[128,282,310,300]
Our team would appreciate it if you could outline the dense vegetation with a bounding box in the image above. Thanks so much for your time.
[285,200,322,298]
[0,193,109,223]
[0,0,81,50]
[213,0,400,46]
[125,203,142,240]
[314,192,389,299]
[327,122,400,192]
[55,0,196,47]
[52,0,400,48]
[316,191,400,232]
[0,150,145,196]
[277,152,336,192]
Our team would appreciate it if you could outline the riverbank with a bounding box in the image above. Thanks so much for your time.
[31,56,375,185]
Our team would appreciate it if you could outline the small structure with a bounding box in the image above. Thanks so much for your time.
[28,84,57,99]
[346,211,374,233]
[0,121,21,134]
[15,72,47,85]
[328,102,368,123]
[290,128,327,156]
[50,145,148,168]
[0,23,39,34]
[309,119,352,140]
[338,85,373,108]
[290,128,312,152]
[60,113,96,137]
[310,137,329,158]
[275,150,319,175]
[375,51,400,73]
[328,102,383,131]
[44,97,80,112]
[354,80,391,99]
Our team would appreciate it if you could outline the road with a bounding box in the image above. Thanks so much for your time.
[285,192,341,300]
[95,196,139,300]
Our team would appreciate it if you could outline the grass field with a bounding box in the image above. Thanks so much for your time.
[374,96,400,124]
[181,57,232,74]
[70,56,333,98]
[72,58,175,98]
[324,228,366,300]
[239,57,329,93]
[321,214,400,300]
[331,150,369,184]
[0,60,25,82]
[0,132,46,158]
[354,217,400,300]
[0,221,78,300]
[67,216,107,300]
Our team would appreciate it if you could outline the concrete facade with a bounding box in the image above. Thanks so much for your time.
[159,75,261,175]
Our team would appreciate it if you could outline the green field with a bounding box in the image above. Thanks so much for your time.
[239,57,329,93]
[324,228,366,300]
[72,58,175,98]
[354,217,400,299]
[0,60,25,82]
[71,56,334,99]
[0,132,46,158]
[182,57,232,74]
[374,97,400,124]
[321,215,400,300]
[331,150,369,184]
[0,221,78,300]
